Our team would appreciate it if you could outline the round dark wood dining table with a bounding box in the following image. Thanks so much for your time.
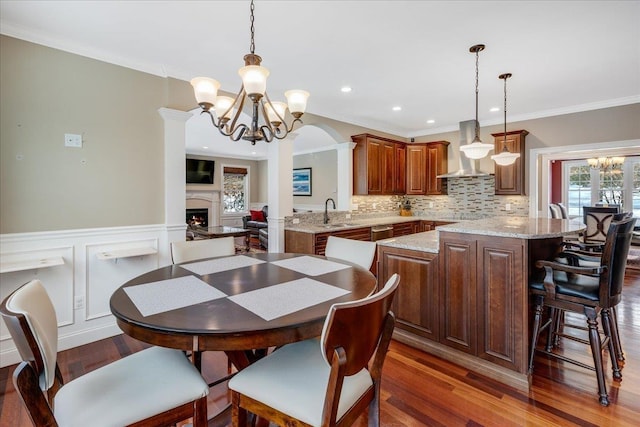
[110,252,377,371]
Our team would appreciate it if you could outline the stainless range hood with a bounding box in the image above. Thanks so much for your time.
[437,120,491,178]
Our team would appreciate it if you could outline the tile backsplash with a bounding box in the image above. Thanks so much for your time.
[352,175,529,219]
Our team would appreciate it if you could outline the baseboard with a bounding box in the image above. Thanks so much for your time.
[1,316,124,367]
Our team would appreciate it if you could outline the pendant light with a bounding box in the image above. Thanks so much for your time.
[491,73,520,166]
[460,44,494,160]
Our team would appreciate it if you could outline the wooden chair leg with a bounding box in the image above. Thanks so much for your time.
[545,307,559,352]
[585,307,609,406]
[528,295,544,374]
[608,306,625,363]
[231,391,247,427]
[601,308,622,380]
[367,384,381,427]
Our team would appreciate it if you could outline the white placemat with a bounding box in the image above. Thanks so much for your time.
[228,277,350,321]
[270,255,351,276]
[180,255,266,276]
[124,275,227,317]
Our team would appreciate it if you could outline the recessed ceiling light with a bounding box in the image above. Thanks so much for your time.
[427,119,435,124]
[341,86,352,93]
[490,107,500,112]
[203,146,209,149]
[392,106,402,111]
[251,151,257,155]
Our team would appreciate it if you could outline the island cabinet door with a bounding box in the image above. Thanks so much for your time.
[438,233,477,354]
[377,246,439,341]
[476,237,527,373]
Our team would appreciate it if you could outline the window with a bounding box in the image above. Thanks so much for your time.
[223,166,249,214]
[563,157,640,217]
[565,162,592,217]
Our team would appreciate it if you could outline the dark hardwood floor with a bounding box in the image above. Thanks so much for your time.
[1,269,639,426]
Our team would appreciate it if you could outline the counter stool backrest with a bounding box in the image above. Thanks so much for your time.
[583,206,620,243]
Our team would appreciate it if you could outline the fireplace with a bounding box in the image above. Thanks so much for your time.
[186,208,208,228]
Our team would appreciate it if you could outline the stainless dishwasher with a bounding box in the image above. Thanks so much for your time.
[371,226,393,241]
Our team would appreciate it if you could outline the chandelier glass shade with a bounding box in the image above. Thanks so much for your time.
[191,0,309,144]
[491,73,520,166]
[460,44,494,160]
[587,157,625,170]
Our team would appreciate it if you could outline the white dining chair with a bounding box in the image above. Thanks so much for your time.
[0,279,209,427]
[171,236,235,264]
[228,273,400,427]
[325,235,377,270]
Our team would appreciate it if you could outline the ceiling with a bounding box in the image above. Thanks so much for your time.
[2,1,639,159]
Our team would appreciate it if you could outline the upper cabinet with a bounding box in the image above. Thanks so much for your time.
[406,141,450,195]
[352,134,406,195]
[491,130,528,195]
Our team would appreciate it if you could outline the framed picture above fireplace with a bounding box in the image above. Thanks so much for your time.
[293,168,312,196]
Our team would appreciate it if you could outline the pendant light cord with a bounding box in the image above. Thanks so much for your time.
[503,75,508,151]
[475,49,480,138]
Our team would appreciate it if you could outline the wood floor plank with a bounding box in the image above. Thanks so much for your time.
[1,269,639,426]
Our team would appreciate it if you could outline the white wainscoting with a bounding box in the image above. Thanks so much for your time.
[0,224,183,367]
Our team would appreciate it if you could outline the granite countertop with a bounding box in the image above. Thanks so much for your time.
[376,217,585,253]
[376,230,439,253]
[437,216,585,239]
[285,215,463,234]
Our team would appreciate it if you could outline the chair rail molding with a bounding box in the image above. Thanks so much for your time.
[0,223,172,367]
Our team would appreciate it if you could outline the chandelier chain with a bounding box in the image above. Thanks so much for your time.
[249,0,255,54]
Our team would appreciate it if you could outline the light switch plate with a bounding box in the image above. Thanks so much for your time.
[65,133,82,148]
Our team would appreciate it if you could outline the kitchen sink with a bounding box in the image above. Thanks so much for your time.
[321,223,357,229]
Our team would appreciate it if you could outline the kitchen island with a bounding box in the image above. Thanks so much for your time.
[377,216,585,392]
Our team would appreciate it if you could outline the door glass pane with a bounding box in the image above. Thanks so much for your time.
[567,164,591,217]
[598,163,624,207]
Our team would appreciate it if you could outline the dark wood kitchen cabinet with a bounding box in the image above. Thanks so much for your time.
[405,141,449,195]
[491,130,528,195]
[438,231,526,371]
[352,133,406,195]
[285,227,371,256]
[377,246,439,341]
[426,141,449,195]
[392,221,419,236]
[405,144,427,195]
[439,233,477,354]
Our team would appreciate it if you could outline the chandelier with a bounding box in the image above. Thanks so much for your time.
[460,44,494,160]
[587,156,625,170]
[190,0,309,145]
[491,73,520,166]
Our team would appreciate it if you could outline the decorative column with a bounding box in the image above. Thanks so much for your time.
[158,108,192,263]
[266,133,296,253]
[335,142,356,211]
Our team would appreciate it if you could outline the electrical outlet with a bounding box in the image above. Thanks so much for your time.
[505,203,512,211]
[74,296,85,309]
[428,202,434,208]
[292,218,300,224]
[346,213,351,219]
[372,203,377,209]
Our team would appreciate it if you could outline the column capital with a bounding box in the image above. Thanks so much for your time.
[335,141,357,151]
[158,108,193,122]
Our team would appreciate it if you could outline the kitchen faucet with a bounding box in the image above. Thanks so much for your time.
[324,198,336,224]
